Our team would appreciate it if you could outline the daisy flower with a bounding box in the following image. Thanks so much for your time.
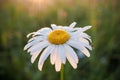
[24,22,92,72]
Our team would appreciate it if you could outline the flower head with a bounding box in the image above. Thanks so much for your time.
[24,22,92,72]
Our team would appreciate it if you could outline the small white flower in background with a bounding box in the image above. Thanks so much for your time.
[24,22,92,72]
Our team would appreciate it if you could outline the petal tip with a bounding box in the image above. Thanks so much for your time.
[86,54,90,57]
[51,24,56,27]
[23,48,26,51]
[38,63,43,71]
[31,60,34,64]
[88,26,92,29]
[86,25,92,29]
[23,46,27,51]
[69,22,77,28]
[55,69,61,72]
[87,55,90,57]
[73,65,77,69]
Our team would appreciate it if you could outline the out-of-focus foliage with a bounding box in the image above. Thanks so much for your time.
[0,0,120,80]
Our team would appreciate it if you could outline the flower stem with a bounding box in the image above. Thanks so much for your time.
[60,64,64,80]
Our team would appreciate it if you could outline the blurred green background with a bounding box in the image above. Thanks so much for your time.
[0,0,120,80]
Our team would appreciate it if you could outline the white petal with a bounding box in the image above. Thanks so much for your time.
[67,40,90,57]
[38,62,44,71]
[55,52,61,72]
[73,26,92,32]
[71,32,92,43]
[64,44,78,63]
[28,36,45,43]
[27,32,35,38]
[69,22,77,28]
[38,45,55,69]
[50,52,56,65]
[28,40,49,53]
[70,30,81,37]
[24,40,38,51]
[80,41,92,50]
[27,39,42,49]
[82,26,92,31]
[58,45,66,64]
[27,32,41,38]
[31,51,40,63]
[68,40,92,50]
[37,27,52,35]
[62,26,73,32]
[71,39,92,50]
[80,33,92,42]
[51,24,58,30]
[79,38,89,45]
[81,47,90,57]
[50,46,57,65]
[27,28,51,38]
[24,36,45,50]
[65,52,77,69]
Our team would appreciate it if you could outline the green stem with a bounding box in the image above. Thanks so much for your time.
[60,64,64,80]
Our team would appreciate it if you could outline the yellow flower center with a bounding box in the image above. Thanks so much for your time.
[48,29,70,44]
